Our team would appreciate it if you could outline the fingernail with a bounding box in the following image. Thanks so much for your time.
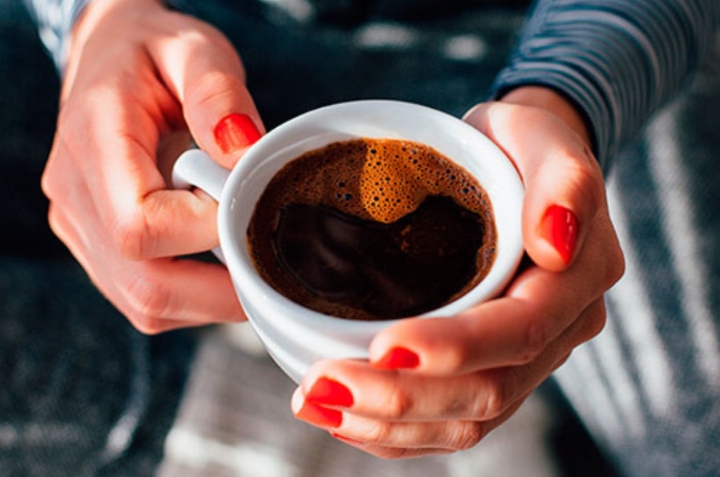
[305,378,354,407]
[541,205,578,264]
[374,347,420,370]
[214,113,261,153]
[296,402,343,428]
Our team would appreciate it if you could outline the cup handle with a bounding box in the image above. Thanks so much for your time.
[172,148,230,262]
[172,148,230,201]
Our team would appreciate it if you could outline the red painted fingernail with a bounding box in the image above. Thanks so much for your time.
[296,402,343,428]
[214,113,261,153]
[541,205,578,264]
[331,433,364,446]
[374,347,420,370]
[305,378,354,407]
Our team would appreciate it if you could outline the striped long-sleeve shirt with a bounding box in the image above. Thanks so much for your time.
[490,0,720,168]
[23,0,720,167]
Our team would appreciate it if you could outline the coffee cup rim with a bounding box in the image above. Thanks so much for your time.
[218,100,524,333]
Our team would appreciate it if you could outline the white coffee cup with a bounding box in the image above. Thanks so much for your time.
[173,100,524,383]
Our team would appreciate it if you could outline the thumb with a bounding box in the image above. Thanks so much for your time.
[464,100,605,271]
[148,16,264,168]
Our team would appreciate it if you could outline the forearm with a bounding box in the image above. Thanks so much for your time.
[491,0,720,171]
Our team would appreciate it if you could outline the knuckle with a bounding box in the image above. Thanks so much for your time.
[124,272,174,323]
[517,317,549,364]
[113,213,154,259]
[583,300,608,341]
[128,314,166,335]
[568,161,604,215]
[46,204,62,235]
[188,71,246,110]
[553,352,573,372]
[40,163,59,202]
[372,447,412,460]
[443,344,471,374]
[586,318,606,343]
[474,376,510,420]
[384,385,414,420]
[606,238,626,287]
[42,140,76,204]
[591,215,626,292]
[364,421,394,446]
[56,96,96,150]
[178,20,235,53]
[439,396,472,418]
[449,421,484,451]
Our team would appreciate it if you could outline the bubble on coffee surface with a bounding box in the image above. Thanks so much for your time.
[246,137,497,321]
[266,138,489,223]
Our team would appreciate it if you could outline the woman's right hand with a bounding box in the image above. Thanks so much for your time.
[42,0,264,333]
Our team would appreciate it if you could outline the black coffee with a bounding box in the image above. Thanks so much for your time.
[246,138,496,321]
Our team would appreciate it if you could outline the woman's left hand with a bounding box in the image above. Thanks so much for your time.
[291,87,625,458]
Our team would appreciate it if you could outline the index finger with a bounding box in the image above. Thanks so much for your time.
[146,12,264,167]
[88,16,264,260]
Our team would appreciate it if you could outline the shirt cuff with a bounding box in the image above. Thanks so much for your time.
[489,0,720,173]
[490,64,615,172]
[23,0,91,72]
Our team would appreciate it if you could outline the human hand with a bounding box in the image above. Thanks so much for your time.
[42,0,264,333]
[291,87,625,458]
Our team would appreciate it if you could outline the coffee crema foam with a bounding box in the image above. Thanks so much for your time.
[247,137,497,321]
[266,138,490,222]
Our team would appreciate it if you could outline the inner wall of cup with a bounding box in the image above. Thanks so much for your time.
[221,102,522,324]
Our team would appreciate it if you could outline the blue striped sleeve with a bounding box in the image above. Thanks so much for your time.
[22,0,91,71]
[490,0,720,171]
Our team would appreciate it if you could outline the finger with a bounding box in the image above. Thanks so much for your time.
[292,389,482,458]
[147,14,264,166]
[47,181,245,331]
[328,396,530,459]
[50,67,226,260]
[293,390,530,459]
[464,101,607,271]
[294,361,525,426]
[369,257,610,375]
[117,258,246,331]
[332,416,483,454]
[295,300,603,427]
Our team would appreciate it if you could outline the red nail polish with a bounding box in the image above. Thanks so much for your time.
[305,378,354,407]
[296,402,343,428]
[214,113,261,153]
[374,347,420,370]
[541,205,578,264]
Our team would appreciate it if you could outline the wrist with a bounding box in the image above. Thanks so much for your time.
[498,86,593,148]
[63,0,165,87]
